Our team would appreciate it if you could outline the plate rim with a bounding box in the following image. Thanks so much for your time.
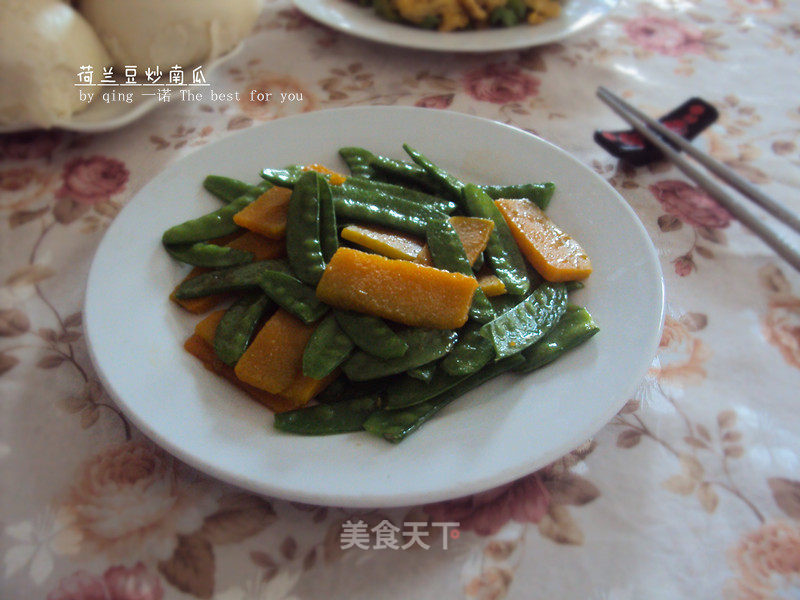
[84,105,664,507]
[292,0,619,52]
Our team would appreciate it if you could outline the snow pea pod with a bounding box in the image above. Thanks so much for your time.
[318,178,339,262]
[403,143,465,204]
[302,314,354,379]
[173,260,288,299]
[342,179,457,214]
[314,377,390,404]
[203,176,265,204]
[407,362,436,382]
[439,323,494,377]
[165,243,254,269]
[481,183,555,210]
[257,270,328,324]
[369,153,441,192]
[262,164,456,215]
[338,147,376,179]
[480,283,568,359]
[364,355,524,442]
[383,369,464,410]
[333,310,408,359]
[214,292,274,366]
[274,394,381,435]
[286,171,326,285]
[462,184,530,296]
[260,165,304,188]
[426,217,495,323]
[332,193,441,237]
[514,305,599,373]
[343,328,457,381]
[162,184,267,245]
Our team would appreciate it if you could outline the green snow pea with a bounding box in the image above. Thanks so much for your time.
[343,328,457,381]
[274,394,381,435]
[257,270,328,324]
[302,314,354,379]
[481,182,555,210]
[318,178,339,262]
[368,152,440,192]
[214,292,273,366]
[338,147,377,179]
[203,176,265,204]
[403,144,465,204]
[173,260,288,299]
[260,165,304,188]
[334,310,408,359]
[407,362,436,382]
[364,355,524,442]
[480,283,567,359]
[462,184,530,296]
[425,217,494,323]
[165,243,253,268]
[162,184,267,245]
[514,305,600,373]
[314,377,391,404]
[332,193,441,237]
[286,171,326,285]
[342,179,457,214]
[439,323,494,377]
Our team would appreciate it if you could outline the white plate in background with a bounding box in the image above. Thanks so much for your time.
[293,0,618,52]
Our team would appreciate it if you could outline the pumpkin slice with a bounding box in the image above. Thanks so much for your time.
[234,308,317,396]
[416,216,494,266]
[183,334,297,413]
[341,224,426,261]
[303,164,347,186]
[225,231,285,260]
[194,309,225,344]
[494,198,592,282]
[316,247,477,330]
[280,370,340,404]
[476,268,507,297]
[232,186,292,239]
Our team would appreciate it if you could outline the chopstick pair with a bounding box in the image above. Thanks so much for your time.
[596,86,800,274]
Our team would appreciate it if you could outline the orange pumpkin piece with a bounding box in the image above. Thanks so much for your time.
[280,370,340,405]
[183,334,297,413]
[303,164,347,185]
[232,186,292,239]
[316,247,478,329]
[170,268,228,314]
[340,224,425,261]
[476,268,506,297]
[194,309,225,345]
[416,216,494,266]
[224,230,286,260]
[494,198,592,282]
[234,309,317,395]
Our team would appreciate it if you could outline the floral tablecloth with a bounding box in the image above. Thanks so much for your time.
[3,0,800,598]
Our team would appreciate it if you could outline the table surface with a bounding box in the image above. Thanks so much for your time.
[2,1,800,599]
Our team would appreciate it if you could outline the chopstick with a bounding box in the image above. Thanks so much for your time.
[596,86,800,273]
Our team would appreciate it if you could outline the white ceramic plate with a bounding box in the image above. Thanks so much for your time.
[293,0,617,52]
[85,106,663,507]
[0,46,242,134]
